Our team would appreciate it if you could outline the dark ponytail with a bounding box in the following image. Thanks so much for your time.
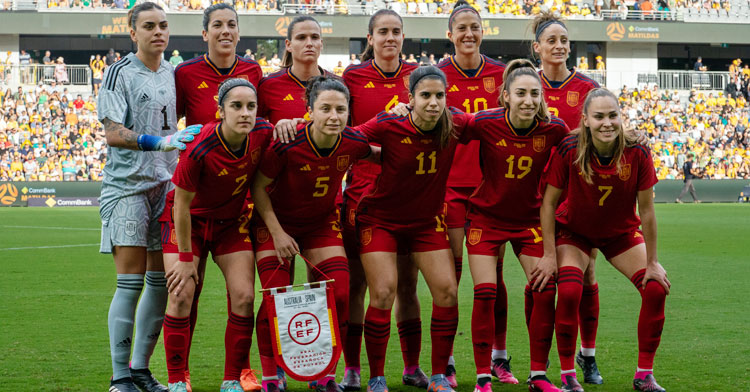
[498,58,549,122]
[360,9,403,62]
[409,66,453,149]
[281,15,321,68]
[305,75,350,109]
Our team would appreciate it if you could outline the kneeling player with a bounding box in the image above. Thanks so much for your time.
[541,88,670,392]
[251,76,376,392]
[161,79,273,392]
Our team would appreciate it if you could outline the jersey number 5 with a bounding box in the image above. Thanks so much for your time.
[313,176,330,197]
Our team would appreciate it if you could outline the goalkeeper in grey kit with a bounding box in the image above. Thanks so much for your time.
[96,3,199,392]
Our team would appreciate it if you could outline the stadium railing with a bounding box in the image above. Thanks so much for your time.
[3,64,92,87]
[580,70,731,91]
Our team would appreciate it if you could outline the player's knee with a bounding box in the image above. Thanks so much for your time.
[583,267,597,285]
[432,283,458,307]
[643,280,667,300]
[231,289,255,311]
[368,283,397,308]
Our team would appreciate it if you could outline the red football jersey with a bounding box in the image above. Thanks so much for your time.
[174,54,263,126]
[260,123,371,227]
[342,59,418,203]
[357,108,471,225]
[257,67,337,125]
[464,108,569,229]
[170,118,273,219]
[439,54,506,188]
[545,135,658,240]
[540,69,599,131]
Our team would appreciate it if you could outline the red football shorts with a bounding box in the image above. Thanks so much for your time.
[556,227,646,260]
[161,214,253,258]
[357,212,449,255]
[445,186,474,229]
[251,210,344,253]
[465,220,544,258]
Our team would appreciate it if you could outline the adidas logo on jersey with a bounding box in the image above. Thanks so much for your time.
[197,81,209,89]
[139,93,150,103]
[300,164,311,171]
[496,139,507,146]
[400,137,412,144]
[283,94,294,101]
[448,85,460,92]
[364,81,375,88]
[218,168,228,176]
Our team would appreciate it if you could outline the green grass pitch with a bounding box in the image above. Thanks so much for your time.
[1,205,748,391]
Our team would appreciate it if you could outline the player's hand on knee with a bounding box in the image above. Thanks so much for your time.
[388,102,411,117]
[643,261,670,294]
[531,254,557,292]
[273,118,304,143]
[166,259,199,296]
[273,232,300,263]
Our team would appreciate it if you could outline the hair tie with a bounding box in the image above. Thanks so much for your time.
[448,6,480,30]
[535,20,566,41]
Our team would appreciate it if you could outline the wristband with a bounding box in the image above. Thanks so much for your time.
[137,134,162,151]
[178,251,193,262]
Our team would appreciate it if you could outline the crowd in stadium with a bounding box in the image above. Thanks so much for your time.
[1,52,748,182]
[36,0,742,18]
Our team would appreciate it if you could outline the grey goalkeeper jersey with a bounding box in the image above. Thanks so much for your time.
[97,53,177,218]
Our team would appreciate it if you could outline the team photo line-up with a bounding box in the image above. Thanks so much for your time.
[99,2,672,392]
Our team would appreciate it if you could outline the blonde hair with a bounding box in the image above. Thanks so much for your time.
[498,58,549,122]
[574,88,626,184]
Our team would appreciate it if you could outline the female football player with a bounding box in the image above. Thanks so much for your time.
[463,59,569,392]
[172,5,263,389]
[531,13,602,385]
[161,79,272,392]
[541,88,669,392]
[437,1,512,386]
[97,3,197,392]
[356,66,471,392]
[251,76,377,392]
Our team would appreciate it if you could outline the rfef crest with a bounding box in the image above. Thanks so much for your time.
[483,77,496,93]
[533,135,546,152]
[619,164,632,181]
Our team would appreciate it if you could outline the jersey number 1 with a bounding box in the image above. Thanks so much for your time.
[161,106,170,130]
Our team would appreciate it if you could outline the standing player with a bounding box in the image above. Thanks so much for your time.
[161,79,271,392]
[172,4,263,391]
[356,66,471,392]
[257,15,335,125]
[463,60,569,392]
[251,76,376,392]
[531,13,603,385]
[97,3,199,392]
[339,9,425,390]
[437,1,512,387]
[541,89,669,392]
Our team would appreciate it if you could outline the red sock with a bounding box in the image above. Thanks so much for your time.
[256,255,290,378]
[556,267,583,370]
[454,256,463,285]
[185,280,202,370]
[493,258,507,351]
[311,257,350,340]
[472,283,496,375]
[529,279,556,371]
[579,283,599,350]
[344,323,363,368]
[397,318,422,368]
[225,312,254,380]
[431,304,459,376]
[631,269,667,369]
[524,284,533,328]
[163,315,190,383]
[364,306,391,378]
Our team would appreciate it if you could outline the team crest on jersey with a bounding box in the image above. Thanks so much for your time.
[483,77,496,93]
[360,228,372,246]
[533,135,546,152]
[125,220,137,237]
[337,155,350,171]
[256,227,270,244]
[619,164,632,181]
[170,228,177,245]
[251,147,261,164]
[468,228,482,245]
[348,208,356,226]
[567,91,579,107]
[403,76,410,89]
